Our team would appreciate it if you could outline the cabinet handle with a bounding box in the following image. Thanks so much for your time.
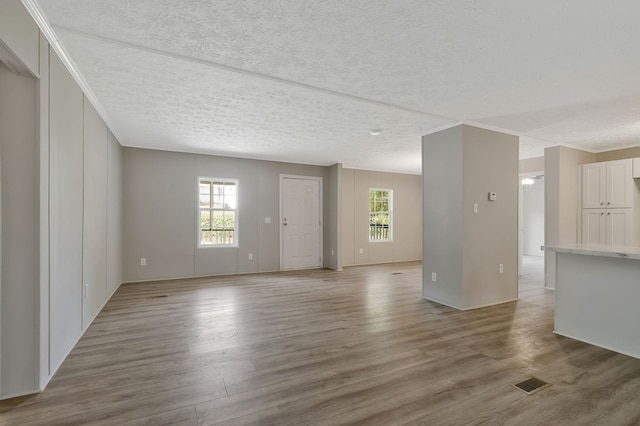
[600,202,604,205]
[607,212,611,215]
[607,202,611,205]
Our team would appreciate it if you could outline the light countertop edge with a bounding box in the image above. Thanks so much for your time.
[545,244,640,260]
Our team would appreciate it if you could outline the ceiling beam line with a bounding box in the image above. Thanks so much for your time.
[53,24,457,124]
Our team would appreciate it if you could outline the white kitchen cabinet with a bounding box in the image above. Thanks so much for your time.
[582,208,634,246]
[582,159,633,209]
[582,209,605,245]
[581,158,639,247]
[607,209,633,246]
[582,163,606,209]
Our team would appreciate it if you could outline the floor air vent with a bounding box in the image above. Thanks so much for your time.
[512,377,549,394]
[392,272,402,275]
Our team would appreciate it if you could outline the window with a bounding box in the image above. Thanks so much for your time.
[369,189,392,241]
[199,178,238,247]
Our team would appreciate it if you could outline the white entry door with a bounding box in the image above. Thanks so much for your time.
[281,176,322,270]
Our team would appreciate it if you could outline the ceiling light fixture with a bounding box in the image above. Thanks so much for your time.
[522,177,535,185]
[369,129,383,136]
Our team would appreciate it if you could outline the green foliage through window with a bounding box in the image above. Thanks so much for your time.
[199,179,237,246]
[369,189,392,241]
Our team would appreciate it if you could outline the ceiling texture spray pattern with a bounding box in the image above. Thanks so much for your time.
[34,0,640,174]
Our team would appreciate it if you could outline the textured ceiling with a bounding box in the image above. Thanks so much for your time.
[33,0,640,174]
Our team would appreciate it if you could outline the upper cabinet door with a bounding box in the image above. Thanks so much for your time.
[582,163,606,209]
[607,159,633,208]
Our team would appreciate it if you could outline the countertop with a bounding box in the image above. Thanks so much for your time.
[545,243,640,260]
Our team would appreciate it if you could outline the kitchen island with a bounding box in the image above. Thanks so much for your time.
[546,244,640,360]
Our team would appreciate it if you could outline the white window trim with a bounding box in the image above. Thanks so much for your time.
[197,177,239,248]
[369,187,393,242]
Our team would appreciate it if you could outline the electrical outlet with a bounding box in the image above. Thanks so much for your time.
[473,203,478,213]
[359,248,364,254]
[264,217,271,224]
[84,284,88,298]
[140,258,146,266]
[248,253,253,260]
[431,272,437,282]
[499,264,504,274]
[331,249,335,256]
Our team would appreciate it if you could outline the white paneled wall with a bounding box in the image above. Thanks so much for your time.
[82,100,109,328]
[49,50,85,373]
[106,131,123,297]
[0,63,38,398]
[0,0,124,398]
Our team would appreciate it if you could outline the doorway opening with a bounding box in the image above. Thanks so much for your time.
[518,173,544,290]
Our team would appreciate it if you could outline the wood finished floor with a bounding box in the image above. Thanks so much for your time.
[2,256,640,425]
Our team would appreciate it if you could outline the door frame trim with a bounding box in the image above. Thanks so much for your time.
[518,170,544,285]
[279,174,323,271]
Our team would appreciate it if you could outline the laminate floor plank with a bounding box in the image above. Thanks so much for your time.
[205,351,525,426]
[2,256,640,425]
[196,353,436,424]
[119,405,198,426]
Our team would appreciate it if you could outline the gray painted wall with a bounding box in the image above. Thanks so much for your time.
[0,0,39,76]
[423,125,518,310]
[123,148,335,282]
[596,146,640,162]
[422,126,465,308]
[0,62,38,397]
[324,163,342,270]
[519,156,544,174]
[461,126,519,308]
[0,3,124,397]
[341,168,422,267]
[38,33,50,389]
[544,146,595,288]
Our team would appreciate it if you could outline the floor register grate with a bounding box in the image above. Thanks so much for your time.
[512,377,550,394]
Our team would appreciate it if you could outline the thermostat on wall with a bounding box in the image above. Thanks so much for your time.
[488,192,497,201]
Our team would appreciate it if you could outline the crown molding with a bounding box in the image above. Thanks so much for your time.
[20,0,125,144]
